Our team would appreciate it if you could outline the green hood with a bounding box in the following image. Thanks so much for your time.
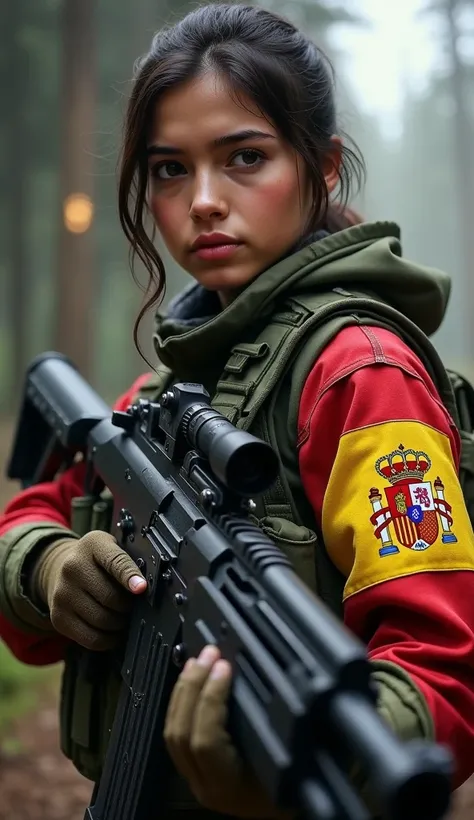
[154,221,451,381]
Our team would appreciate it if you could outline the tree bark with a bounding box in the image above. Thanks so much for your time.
[54,0,97,379]
[5,0,29,412]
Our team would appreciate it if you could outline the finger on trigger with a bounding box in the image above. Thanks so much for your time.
[192,659,233,747]
[163,659,213,787]
[164,647,219,750]
[191,661,237,787]
[165,652,215,739]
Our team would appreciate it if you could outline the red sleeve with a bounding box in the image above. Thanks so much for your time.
[0,373,152,665]
[298,325,474,788]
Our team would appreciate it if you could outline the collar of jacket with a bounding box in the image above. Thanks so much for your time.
[153,220,450,382]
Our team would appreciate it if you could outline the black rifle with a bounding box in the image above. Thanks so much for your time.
[7,352,453,820]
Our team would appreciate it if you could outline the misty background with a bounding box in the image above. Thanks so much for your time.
[2,0,474,414]
[1,2,474,818]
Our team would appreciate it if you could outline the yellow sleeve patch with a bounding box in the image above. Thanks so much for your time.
[321,420,474,601]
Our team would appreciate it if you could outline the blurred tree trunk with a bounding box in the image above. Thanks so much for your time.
[5,0,29,412]
[445,0,474,348]
[54,0,97,379]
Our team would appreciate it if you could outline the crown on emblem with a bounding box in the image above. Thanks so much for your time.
[375,444,431,484]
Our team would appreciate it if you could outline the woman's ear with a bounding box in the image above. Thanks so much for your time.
[323,136,342,194]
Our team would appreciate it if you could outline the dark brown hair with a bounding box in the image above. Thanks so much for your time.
[118,3,365,349]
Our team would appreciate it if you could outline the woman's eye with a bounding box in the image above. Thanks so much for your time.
[152,161,186,180]
[231,149,264,168]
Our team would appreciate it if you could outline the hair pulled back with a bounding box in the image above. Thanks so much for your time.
[118,3,365,348]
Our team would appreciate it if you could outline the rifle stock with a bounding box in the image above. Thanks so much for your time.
[7,352,453,820]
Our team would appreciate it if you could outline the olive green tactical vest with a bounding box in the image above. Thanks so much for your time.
[59,289,474,794]
[58,224,474,811]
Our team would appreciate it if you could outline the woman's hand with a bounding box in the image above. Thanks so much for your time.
[33,531,147,650]
[164,644,292,818]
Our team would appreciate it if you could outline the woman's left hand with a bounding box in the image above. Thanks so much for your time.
[164,644,287,818]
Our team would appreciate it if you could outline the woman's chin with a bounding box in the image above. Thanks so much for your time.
[192,264,258,294]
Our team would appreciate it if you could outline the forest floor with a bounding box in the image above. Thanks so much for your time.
[0,420,91,818]
[0,418,473,819]
[0,681,92,820]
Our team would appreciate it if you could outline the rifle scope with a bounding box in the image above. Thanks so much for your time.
[165,385,279,497]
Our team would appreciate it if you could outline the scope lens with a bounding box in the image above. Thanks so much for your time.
[225,441,278,495]
[184,406,278,495]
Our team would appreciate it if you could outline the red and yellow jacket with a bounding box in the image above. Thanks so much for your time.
[2,326,474,786]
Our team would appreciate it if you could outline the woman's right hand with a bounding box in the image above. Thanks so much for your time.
[33,531,147,651]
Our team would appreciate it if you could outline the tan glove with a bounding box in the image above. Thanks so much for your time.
[32,531,147,651]
[164,645,293,819]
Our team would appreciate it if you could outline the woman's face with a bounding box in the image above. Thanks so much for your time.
[147,72,337,303]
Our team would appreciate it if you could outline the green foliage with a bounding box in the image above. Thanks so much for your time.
[0,642,58,738]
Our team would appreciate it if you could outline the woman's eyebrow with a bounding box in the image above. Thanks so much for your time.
[147,129,276,156]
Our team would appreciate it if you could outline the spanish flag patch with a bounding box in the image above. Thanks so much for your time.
[321,420,474,600]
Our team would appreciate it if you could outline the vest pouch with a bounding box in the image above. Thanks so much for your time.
[70,495,96,538]
[258,515,318,592]
[71,493,114,538]
[59,645,122,782]
[61,493,120,783]
[91,495,114,533]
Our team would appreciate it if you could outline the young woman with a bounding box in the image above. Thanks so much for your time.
[1,4,474,816]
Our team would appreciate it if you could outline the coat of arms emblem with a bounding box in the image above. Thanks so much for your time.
[368,444,458,557]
